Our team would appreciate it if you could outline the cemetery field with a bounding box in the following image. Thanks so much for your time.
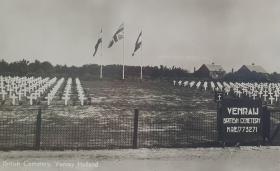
[2,77,280,148]
[0,79,217,149]
[83,80,216,113]
[1,79,217,117]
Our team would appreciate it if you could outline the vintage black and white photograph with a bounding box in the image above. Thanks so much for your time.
[0,0,280,170]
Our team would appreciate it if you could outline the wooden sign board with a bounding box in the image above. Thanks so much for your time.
[218,98,263,144]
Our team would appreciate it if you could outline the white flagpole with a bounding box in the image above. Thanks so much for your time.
[122,24,125,80]
[140,31,143,80]
[100,29,103,79]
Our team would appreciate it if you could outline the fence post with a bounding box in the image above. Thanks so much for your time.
[216,101,222,142]
[217,99,226,147]
[35,108,42,150]
[133,109,139,149]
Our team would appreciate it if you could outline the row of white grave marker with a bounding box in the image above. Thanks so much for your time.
[44,78,64,105]
[0,76,55,105]
[75,78,87,106]
[62,78,72,105]
[0,76,88,106]
[26,77,57,105]
[173,80,280,105]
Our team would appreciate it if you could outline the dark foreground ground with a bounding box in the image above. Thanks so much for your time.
[0,147,280,171]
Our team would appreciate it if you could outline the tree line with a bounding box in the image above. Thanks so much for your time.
[1,59,280,82]
[0,59,192,80]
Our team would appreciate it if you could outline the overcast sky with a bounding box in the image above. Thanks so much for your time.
[0,0,280,73]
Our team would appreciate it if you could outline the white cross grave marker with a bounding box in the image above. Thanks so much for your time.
[275,93,279,102]
[45,94,53,105]
[17,91,23,101]
[237,91,242,98]
[203,82,207,91]
[218,94,222,101]
[10,93,18,105]
[62,95,70,106]
[183,81,188,87]
[79,95,87,106]
[252,93,257,100]
[263,93,268,102]
[259,91,263,98]
[27,93,36,105]
[178,80,182,86]
[0,90,7,100]
[269,96,275,105]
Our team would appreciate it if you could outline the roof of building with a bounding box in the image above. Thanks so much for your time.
[242,65,267,73]
[204,64,225,72]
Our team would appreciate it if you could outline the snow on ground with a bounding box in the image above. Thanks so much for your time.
[0,147,280,171]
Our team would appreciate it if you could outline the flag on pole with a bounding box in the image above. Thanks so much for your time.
[108,23,124,48]
[132,31,142,56]
[93,29,102,57]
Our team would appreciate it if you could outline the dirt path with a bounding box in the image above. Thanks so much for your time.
[0,147,279,171]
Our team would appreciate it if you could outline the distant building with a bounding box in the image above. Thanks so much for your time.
[237,64,267,74]
[194,63,226,79]
[234,64,268,81]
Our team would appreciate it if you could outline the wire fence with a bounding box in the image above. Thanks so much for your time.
[40,116,134,150]
[2,107,280,150]
[0,118,36,150]
[269,109,280,145]
[138,112,217,148]
[0,108,218,150]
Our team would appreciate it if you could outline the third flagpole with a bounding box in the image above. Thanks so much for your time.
[100,29,103,79]
[140,31,143,80]
[122,24,125,80]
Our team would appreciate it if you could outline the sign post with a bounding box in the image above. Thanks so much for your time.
[215,91,224,144]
